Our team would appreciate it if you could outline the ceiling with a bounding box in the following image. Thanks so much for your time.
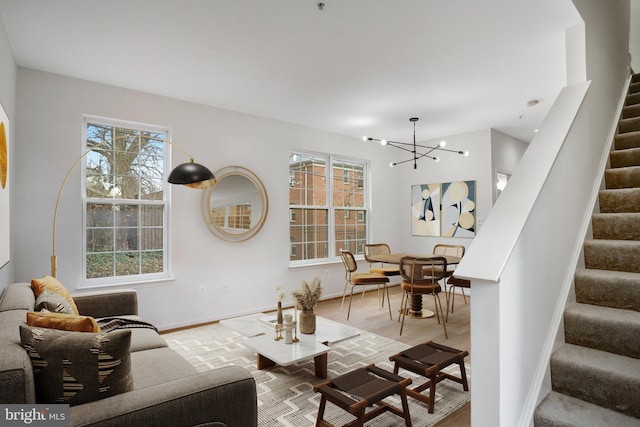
[0,0,583,144]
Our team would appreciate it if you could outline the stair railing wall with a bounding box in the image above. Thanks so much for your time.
[454,1,630,424]
[454,81,591,427]
[523,73,632,426]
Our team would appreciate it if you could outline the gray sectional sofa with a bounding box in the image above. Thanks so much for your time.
[0,282,257,427]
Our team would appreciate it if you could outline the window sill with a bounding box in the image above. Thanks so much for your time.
[288,256,363,269]
[77,276,176,290]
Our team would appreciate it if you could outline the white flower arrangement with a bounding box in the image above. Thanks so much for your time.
[274,285,287,302]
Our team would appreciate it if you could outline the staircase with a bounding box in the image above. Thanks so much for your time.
[534,74,640,426]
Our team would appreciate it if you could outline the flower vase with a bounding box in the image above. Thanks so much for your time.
[299,310,316,334]
[277,301,283,325]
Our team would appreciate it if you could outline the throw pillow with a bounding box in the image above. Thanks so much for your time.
[34,289,74,314]
[27,311,100,333]
[31,276,79,315]
[19,325,133,406]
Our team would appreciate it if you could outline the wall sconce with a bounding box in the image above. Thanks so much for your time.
[363,117,469,169]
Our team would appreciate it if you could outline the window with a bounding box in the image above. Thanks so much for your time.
[83,117,170,284]
[289,152,368,264]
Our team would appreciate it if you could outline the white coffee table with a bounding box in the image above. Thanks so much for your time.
[221,312,360,378]
[244,334,331,378]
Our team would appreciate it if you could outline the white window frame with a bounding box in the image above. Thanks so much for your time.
[288,150,370,267]
[80,115,172,287]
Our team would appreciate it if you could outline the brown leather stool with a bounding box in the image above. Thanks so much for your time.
[313,364,413,427]
[389,341,469,414]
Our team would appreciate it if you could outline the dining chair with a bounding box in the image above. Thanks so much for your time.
[432,244,465,309]
[398,256,448,338]
[364,243,400,276]
[363,243,400,308]
[446,275,471,322]
[339,249,392,321]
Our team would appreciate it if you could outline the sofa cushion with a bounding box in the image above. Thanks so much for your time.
[0,283,35,312]
[27,311,100,333]
[31,276,79,315]
[19,325,133,406]
[129,347,196,389]
[34,289,74,314]
[97,315,167,352]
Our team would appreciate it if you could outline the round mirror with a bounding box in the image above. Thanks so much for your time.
[201,166,269,242]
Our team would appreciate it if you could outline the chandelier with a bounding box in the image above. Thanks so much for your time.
[363,117,469,169]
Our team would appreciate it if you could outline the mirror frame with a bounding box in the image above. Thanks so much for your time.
[201,166,269,242]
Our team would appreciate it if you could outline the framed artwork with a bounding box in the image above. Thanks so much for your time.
[441,180,476,237]
[411,183,441,236]
[0,101,9,268]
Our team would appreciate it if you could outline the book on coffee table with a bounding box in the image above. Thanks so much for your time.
[258,315,279,330]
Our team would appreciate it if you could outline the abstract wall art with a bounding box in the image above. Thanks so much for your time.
[0,101,9,268]
[411,183,441,236]
[441,180,476,237]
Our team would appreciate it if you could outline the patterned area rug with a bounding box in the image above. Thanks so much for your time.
[164,322,470,427]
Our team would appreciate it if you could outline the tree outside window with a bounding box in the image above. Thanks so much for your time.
[83,118,170,283]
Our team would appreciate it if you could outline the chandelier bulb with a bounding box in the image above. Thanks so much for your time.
[362,136,368,141]
[434,157,440,162]
[439,140,447,147]
[380,139,388,146]
[464,151,470,157]
[389,162,397,167]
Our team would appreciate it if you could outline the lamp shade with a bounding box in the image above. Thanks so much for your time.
[168,162,216,189]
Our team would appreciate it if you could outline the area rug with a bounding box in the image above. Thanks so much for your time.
[164,322,470,427]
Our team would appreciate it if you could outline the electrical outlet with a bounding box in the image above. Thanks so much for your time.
[199,286,206,296]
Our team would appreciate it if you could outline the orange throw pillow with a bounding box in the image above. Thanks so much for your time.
[31,276,79,315]
[26,311,100,333]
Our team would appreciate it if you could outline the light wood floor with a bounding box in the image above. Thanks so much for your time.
[314,284,471,427]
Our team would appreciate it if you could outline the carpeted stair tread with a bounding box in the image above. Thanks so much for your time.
[622,103,640,119]
[619,116,640,133]
[583,239,640,273]
[550,344,640,418]
[535,74,640,427]
[599,188,640,212]
[592,212,640,240]
[575,268,640,311]
[534,391,640,427]
[564,303,640,359]
[627,92,640,106]
[610,146,640,168]
[604,165,640,189]
[615,131,640,150]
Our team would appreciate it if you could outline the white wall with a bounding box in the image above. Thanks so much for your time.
[12,67,513,330]
[0,16,16,294]
[491,129,528,204]
[391,129,494,256]
[631,0,640,71]
[13,68,407,329]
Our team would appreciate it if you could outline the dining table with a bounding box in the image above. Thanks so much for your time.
[366,253,461,319]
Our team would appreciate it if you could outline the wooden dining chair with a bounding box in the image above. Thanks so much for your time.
[446,275,471,321]
[364,243,400,276]
[433,244,465,310]
[363,243,400,308]
[339,249,392,321]
[398,256,448,338]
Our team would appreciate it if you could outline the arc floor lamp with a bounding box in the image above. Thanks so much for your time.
[50,138,215,278]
